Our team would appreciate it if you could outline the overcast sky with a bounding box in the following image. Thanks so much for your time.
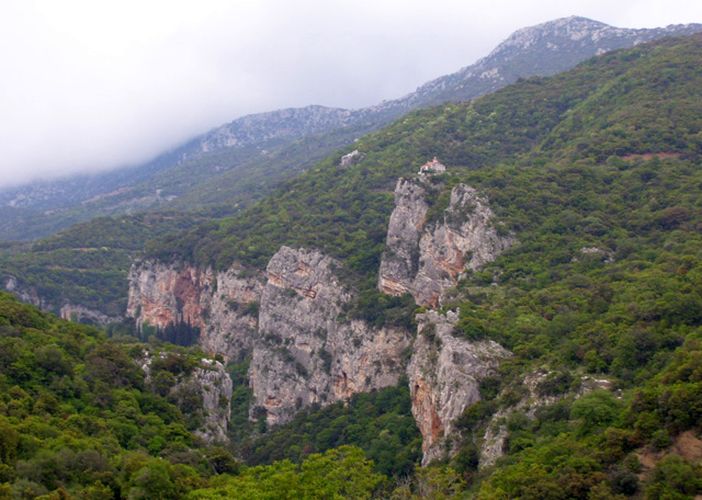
[0,0,700,188]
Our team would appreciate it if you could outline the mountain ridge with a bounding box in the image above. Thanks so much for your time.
[1,31,702,499]
[1,16,699,240]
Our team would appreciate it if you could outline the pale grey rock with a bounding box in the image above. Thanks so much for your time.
[189,359,234,443]
[408,310,510,465]
[379,177,514,307]
[140,352,233,444]
[127,260,263,362]
[4,276,120,325]
[339,149,365,168]
[5,276,54,310]
[378,177,429,297]
[250,246,411,426]
[59,303,120,325]
[413,184,515,306]
[479,370,557,468]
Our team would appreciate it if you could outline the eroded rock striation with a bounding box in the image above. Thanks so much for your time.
[378,177,430,297]
[408,310,511,465]
[250,246,412,426]
[127,260,262,361]
[186,359,234,443]
[379,174,514,307]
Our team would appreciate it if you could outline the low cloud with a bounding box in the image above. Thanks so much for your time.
[0,0,700,187]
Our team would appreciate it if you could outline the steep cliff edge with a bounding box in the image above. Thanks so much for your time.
[141,353,233,444]
[379,171,514,307]
[377,178,430,297]
[127,260,262,361]
[408,310,511,465]
[250,246,412,426]
[186,359,234,443]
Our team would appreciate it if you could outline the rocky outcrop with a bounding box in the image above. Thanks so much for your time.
[5,276,55,311]
[140,353,233,444]
[413,184,515,306]
[187,359,234,443]
[59,303,120,325]
[479,371,615,468]
[378,178,430,297]
[407,310,511,465]
[250,246,412,426]
[127,261,262,362]
[4,276,120,325]
[339,149,364,168]
[379,175,514,307]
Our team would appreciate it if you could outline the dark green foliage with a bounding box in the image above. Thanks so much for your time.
[348,289,417,329]
[474,337,702,498]
[241,385,421,477]
[537,371,575,396]
[0,212,203,317]
[3,35,702,498]
[189,445,384,499]
[645,455,702,499]
[226,359,254,446]
[154,320,201,347]
[0,292,220,497]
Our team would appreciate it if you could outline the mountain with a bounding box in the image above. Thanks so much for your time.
[375,15,702,110]
[1,16,699,241]
[130,32,702,497]
[2,32,702,499]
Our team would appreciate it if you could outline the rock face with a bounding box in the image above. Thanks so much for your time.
[186,360,234,443]
[140,353,233,444]
[339,149,365,168]
[407,310,511,465]
[127,261,262,362]
[378,178,430,297]
[250,246,412,426]
[59,303,120,326]
[5,275,55,311]
[379,177,514,307]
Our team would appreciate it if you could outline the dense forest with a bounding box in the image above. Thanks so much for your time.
[1,34,702,498]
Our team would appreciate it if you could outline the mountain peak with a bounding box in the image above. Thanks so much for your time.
[488,16,614,57]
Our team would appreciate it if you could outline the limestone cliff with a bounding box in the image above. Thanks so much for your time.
[59,303,121,325]
[127,260,262,361]
[407,310,511,465]
[379,175,514,307]
[250,246,412,426]
[140,352,233,444]
[186,359,234,444]
[377,178,429,297]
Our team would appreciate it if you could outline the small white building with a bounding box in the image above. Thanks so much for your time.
[418,157,447,175]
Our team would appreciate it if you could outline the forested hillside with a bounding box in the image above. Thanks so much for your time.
[149,34,702,497]
[0,213,203,319]
[1,34,702,499]
[1,17,697,242]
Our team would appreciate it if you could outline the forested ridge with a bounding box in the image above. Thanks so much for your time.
[1,34,702,498]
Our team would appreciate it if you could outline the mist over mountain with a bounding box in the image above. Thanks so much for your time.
[1,16,699,241]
